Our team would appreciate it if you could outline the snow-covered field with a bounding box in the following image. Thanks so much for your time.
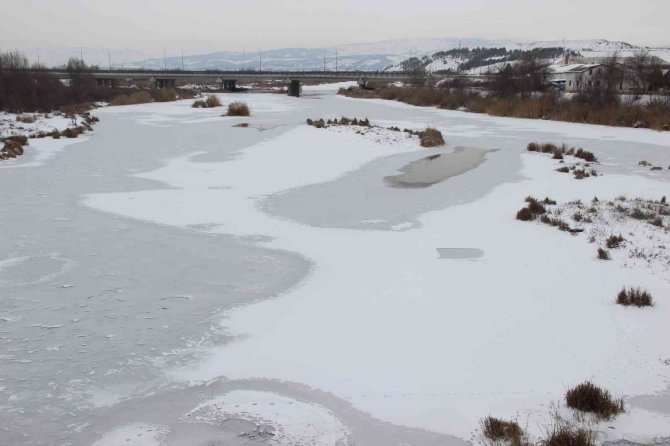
[3,84,670,445]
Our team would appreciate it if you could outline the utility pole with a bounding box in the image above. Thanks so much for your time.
[181,49,184,71]
[80,46,83,64]
[36,48,40,67]
[323,49,326,71]
[259,49,262,71]
[108,49,111,70]
[242,48,245,71]
[163,48,167,70]
[335,47,338,72]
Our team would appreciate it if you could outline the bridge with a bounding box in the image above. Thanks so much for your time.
[41,68,427,97]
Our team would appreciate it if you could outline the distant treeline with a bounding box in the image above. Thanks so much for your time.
[0,51,113,112]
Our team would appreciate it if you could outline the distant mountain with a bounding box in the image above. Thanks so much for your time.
[136,48,400,71]
[26,38,669,71]
[387,39,670,74]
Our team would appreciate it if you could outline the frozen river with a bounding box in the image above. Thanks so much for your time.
[2,85,670,445]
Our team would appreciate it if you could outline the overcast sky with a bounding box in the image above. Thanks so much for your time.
[3,0,669,54]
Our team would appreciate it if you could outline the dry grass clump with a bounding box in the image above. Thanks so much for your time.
[307,117,372,128]
[527,142,597,163]
[154,88,177,103]
[650,216,664,227]
[606,235,624,249]
[110,91,153,106]
[1,134,30,160]
[193,95,222,108]
[516,196,547,221]
[418,127,445,148]
[617,287,654,307]
[565,382,625,420]
[227,101,251,116]
[205,94,221,108]
[597,248,611,260]
[544,422,594,446]
[16,114,35,123]
[60,126,85,138]
[481,417,527,446]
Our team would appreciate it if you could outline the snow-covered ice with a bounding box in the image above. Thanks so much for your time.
[3,86,670,445]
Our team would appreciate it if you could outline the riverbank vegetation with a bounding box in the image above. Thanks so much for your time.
[340,85,670,130]
[227,101,251,116]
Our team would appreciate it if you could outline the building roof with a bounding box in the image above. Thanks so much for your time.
[550,63,600,74]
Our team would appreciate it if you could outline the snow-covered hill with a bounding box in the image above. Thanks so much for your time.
[23,39,669,71]
[388,39,670,74]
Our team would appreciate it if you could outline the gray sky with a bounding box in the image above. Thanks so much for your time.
[3,0,669,54]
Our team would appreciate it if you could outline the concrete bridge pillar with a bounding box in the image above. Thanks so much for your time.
[287,80,301,97]
[154,79,175,89]
[222,80,237,92]
[96,78,116,88]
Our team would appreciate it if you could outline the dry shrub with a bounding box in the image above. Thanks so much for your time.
[556,166,570,173]
[517,197,548,221]
[575,149,597,162]
[1,140,25,156]
[418,127,445,147]
[544,422,594,446]
[192,99,207,108]
[481,417,527,446]
[205,94,221,108]
[617,287,654,307]
[227,101,250,116]
[6,135,28,145]
[597,248,611,260]
[16,114,35,123]
[606,235,624,249]
[154,88,177,102]
[110,91,153,106]
[516,207,535,221]
[650,216,664,227]
[527,142,540,152]
[565,382,625,420]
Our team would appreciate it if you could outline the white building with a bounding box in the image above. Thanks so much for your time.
[547,63,603,92]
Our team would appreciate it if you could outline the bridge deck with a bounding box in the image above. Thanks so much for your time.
[39,69,425,82]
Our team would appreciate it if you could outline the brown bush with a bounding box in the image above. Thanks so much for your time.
[617,287,654,307]
[418,127,445,147]
[516,207,535,221]
[16,114,35,123]
[227,101,251,116]
[2,140,25,156]
[154,88,177,103]
[544,423,594,446]
[575,148,597,162]
[565,381,625,420]
[650,216,664,227]
[597,248,611,260]
[481,417,526,446]
[110,91,153,106]
[606,235,624,249]
[205,94,221,107]
[6,135,28,145]
[192,99,207,108]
